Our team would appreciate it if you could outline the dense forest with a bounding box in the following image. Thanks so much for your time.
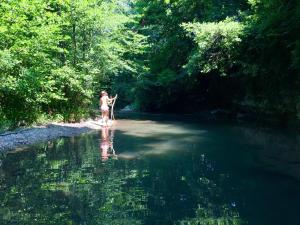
[0,0,299,128]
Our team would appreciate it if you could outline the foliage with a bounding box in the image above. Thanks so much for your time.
[0,0,148,127]
[132,0,300,120]
[132,0,248,112]
[182,19,244,76]
[239,0,300,117]
[1,0,299,125]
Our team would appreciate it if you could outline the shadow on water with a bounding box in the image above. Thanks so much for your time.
[0,116,300,225]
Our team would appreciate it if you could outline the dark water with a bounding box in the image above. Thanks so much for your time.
[1,116,300,225]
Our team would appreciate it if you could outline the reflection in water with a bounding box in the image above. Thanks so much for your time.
[100,127,116,161]
[236,126,300,180]
[0,118,300,225]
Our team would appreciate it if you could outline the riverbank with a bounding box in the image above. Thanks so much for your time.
[0,119,104,152]
[1,110,299,152]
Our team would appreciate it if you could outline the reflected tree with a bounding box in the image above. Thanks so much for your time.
[0,129,243,224]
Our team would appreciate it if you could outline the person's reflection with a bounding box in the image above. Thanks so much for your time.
[100,127,116,161]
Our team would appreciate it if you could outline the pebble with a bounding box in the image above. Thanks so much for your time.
[0,119,103,152]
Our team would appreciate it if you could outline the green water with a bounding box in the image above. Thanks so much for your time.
[1,116,300,225]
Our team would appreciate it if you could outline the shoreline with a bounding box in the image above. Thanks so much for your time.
[1,111,299,152]
[0,119,104,152]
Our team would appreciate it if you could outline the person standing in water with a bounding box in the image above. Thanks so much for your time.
[100,91,116,126]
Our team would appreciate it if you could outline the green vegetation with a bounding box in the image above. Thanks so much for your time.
[0,0,147,127]
[1,0,299,128]
[133,0,300,118]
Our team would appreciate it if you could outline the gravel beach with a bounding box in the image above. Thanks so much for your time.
[0,119,104,152]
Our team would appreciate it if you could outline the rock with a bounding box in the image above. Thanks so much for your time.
[210,109,230,116]
[236,112,257,121]
[120,105,135,112]
[210,109,231,119]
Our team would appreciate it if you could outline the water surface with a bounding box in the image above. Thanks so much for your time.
[1,116,300,225]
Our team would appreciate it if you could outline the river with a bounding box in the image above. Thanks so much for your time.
[1,115,300,225]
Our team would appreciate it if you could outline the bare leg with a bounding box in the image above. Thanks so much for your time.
[101,110,104,124]
[103,110,109,126]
